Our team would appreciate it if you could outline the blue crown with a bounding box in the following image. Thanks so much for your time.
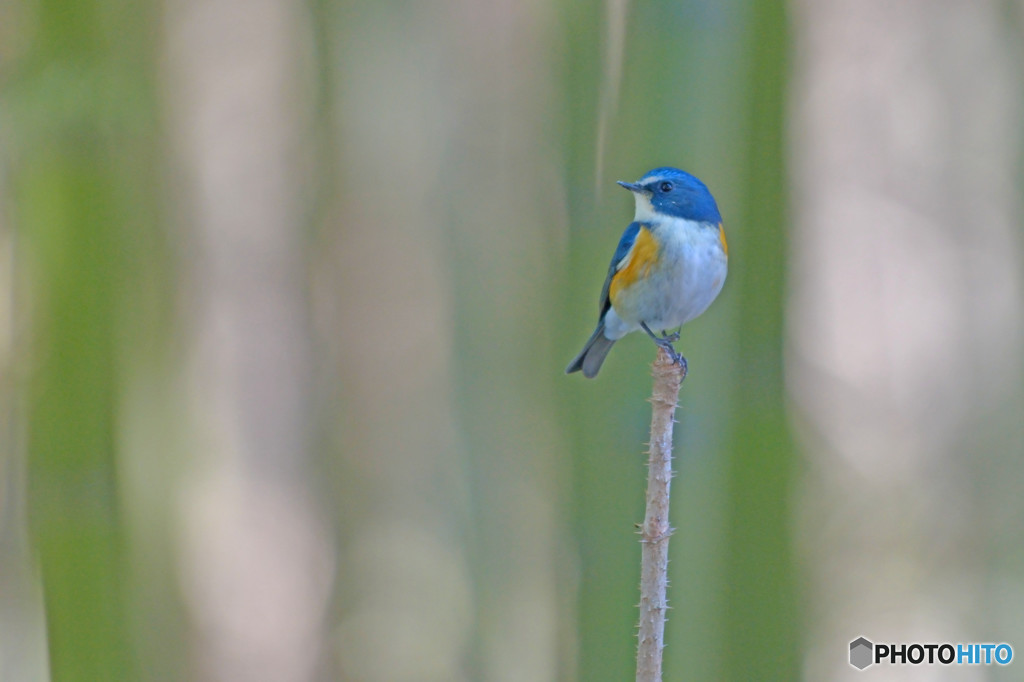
[633,167,721,223]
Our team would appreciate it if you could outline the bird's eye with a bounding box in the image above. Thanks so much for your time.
[659,182,673,192]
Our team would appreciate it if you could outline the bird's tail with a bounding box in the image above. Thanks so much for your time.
[565,322,616,378]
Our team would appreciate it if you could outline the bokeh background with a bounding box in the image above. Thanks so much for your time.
[1,0,1022,680]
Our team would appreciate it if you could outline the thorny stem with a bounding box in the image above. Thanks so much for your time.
[636,347,685,682]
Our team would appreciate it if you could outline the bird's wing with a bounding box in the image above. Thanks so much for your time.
[598,221,642,316]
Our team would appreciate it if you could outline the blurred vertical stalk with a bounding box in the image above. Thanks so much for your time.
[162,0,334,679]
[25,156,132,682]
[721,0,800,678]
[8,0,159,677]
[0,178,50,682]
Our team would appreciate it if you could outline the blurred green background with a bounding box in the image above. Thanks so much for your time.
[2,0,1022,680]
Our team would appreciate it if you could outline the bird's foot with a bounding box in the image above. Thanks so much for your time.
[656,340,686,370]
[640,322,687,370]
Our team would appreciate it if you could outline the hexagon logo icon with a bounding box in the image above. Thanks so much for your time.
[850,637,873,670]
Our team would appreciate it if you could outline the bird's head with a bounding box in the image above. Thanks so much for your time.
[617,167,721,224]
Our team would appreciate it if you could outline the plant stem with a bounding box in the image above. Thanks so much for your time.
[636,347,685,682]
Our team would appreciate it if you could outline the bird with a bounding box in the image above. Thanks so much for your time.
[566,167,728,378]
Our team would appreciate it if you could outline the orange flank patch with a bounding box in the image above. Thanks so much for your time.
[609,226,659,303]
[718,222,728,256]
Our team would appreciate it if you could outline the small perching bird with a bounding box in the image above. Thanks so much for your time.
[566,167,728,378]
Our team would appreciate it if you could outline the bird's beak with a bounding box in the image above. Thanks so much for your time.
[617,180,645,193]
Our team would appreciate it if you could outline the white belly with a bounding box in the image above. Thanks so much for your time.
[604,219,727,339]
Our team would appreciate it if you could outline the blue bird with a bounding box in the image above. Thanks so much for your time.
[566,167,728,378]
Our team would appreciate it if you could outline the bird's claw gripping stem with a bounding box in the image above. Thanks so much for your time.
[641,322,687,371]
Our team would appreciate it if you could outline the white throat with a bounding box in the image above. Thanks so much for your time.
[632,192,658,223]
